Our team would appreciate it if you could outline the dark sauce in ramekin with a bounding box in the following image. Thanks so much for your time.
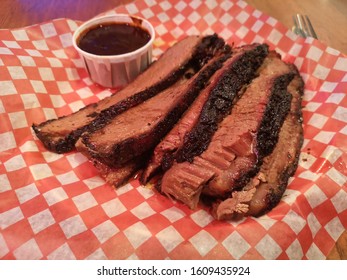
[77,22,151,56]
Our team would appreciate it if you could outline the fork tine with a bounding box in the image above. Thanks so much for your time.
[304,15,318,39]
[301,15,310,37]
[292,15,299,31]
[293,14,306,38]
[296,14,305,34]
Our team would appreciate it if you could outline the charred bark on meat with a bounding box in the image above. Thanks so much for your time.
[174,44,269,164]
[79,51,231,168]
[32,34,226,153]
[213,70,304,220]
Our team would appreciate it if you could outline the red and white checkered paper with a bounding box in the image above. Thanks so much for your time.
[0,0,346,260]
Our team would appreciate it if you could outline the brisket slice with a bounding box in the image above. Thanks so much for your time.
[90,154,149,188]
[32,34,225,153]
[76,69,193,187]
[141,43,269,184]
[77,45,230,187]
[212,70,304,220]
[77,48,232,168]
[160,51,295,209]
[175,43,269,164]
[204,55,295,197]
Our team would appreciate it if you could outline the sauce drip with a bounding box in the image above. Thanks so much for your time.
[78,22,151,56]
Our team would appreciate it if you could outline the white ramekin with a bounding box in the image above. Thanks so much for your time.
[72,14,155,88]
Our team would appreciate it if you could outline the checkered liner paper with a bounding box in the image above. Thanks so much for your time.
[0,0,346,260]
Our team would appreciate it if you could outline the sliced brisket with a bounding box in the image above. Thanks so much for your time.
[212,70,304,219]
[32,32,305,220]
[205,53,295,197]
[32,34,226,153]
[92,156,146,188]
[175,43,269,164]
[161,51,295,209]
[248,70,304,216]
[77,48,232,168]
[141,43,269,184]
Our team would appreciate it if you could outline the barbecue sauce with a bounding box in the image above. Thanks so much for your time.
[78,22,151,56]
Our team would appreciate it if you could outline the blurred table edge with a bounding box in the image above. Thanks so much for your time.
[327,231,347,260]
[0,0,346,54]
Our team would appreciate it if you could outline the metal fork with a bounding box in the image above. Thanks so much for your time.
[292,14,318,39]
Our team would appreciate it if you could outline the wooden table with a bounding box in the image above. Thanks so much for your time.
[0,0,346,259]
[246,0,347,55]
